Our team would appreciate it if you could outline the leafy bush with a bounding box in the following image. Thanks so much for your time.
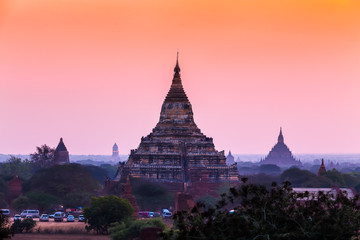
[84,196,133,234]
[11,218,36,233]
[0,214,11,239]
[195,195,217,209]
[12,195,31,212]
[110,218,166,240]
[162,179,360,240]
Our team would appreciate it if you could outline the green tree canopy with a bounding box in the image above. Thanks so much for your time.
[0,179,7,208]
[30,144,55,169]
[83,165,108,183]
[110,218,166,240]
[62,191,91,209]
[12,195,31,212]
[24,163,100,196]
[100,164,118,179]
[162,180,360,240]
[280,167,333,187]
[0,156,33,180]
[23,163,100,208]
[281,168,360,189]
[258,164,282,175]
[132,180,174,211]
[84,195,134,234]
[26,191,59,213]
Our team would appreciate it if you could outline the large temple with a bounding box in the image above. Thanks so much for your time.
[260,128,302,168]
[114,55,238,183]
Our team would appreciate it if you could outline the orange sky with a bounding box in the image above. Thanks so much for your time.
[0,0,359,155]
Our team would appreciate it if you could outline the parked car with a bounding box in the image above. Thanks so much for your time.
[153,212,161,218]
[66,215,75,222]
[49,214,54,219]
[13,215,21,221]
[138,211,150,218]
[25,215,33,220]
[0,209,10,217]
[40,214,49,222]
[53,212,63,222]
[20,210,39,218]
[148,212,154,218]
[162,212,172,218]
[229,209,235,214]
[162,209,170,215]
[78,215,85,222]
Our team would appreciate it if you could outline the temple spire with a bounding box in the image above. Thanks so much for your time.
[278,127,284,143]
[318,158,327,176]
[174,51,180,78]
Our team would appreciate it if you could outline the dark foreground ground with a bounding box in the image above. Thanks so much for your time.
[11,234,110,240]
[8,219,110,240]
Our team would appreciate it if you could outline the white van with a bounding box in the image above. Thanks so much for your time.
[0,209,10,217]
[20,210,39,218]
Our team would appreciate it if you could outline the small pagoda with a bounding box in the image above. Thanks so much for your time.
[7,175,22,206]
[226,151,235,165]
[54,138,70,164]
[260,128,302,168]
[318,159,326,176]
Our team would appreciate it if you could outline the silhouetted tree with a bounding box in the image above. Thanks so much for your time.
[23,163,100,208]
[162,179,360,240]
[258,164,281,175]
[280,167,333,187]
[10,218,36,233]
[84,196,133,234]
[110,218,166,240]
[12,195,31,212]
[0,180,7,208]
[30,145,55,169]
[0,214,11,239]
[26,191,59,213]
[132,181,174,211]
[62,191,91,209]
[0,156,33,180]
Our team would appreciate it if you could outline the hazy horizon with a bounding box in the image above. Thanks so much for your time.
[1,153,360,164]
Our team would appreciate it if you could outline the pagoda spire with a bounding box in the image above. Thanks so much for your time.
[318,158,327,176]
[278,127,284,143]
[174,51,180,78]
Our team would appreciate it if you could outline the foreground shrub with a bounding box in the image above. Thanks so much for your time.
[0,214,11,239]
[11,218,36,233]
[110,218,166,240]
[84,195,133,234]
[162,179,360,240]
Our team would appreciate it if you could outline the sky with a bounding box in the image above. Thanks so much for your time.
[0,0,359,155]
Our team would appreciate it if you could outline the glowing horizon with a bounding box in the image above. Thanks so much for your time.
[0,0,359,155]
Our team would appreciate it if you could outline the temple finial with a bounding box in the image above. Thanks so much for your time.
[278,127,284,143]
[174,51,180,78]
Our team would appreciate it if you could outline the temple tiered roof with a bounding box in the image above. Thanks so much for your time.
[55,138,68,151]
[115,54,238,183]
[54,137,70,164]
[260,128,302,168]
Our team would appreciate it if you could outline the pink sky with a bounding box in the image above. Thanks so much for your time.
[0,0,359,155]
